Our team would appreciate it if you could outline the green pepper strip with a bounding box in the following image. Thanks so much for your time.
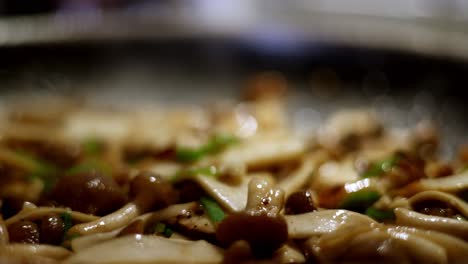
[15,151,59,192]
[200,196,225,223]
[82,137,104,156]
[154,222,173,238]
[66,159,112,176]
[339,190,381,213]
[365,207,395,222]
[360,155,400,178]
[176,133,239,162]
[171,165,218,183]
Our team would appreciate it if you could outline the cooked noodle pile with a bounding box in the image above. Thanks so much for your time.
[0,74,467,263]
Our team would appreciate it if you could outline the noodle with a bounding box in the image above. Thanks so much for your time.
[0,86,467,263]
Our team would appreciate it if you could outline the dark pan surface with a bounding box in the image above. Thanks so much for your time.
[0,40,467,157]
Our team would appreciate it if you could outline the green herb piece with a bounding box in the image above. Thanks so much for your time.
[339,190,381,213]
[66,159,112,176]
[153,222,173,238]
[200,196,225,223]
[171,165,219,183]
[204,133,239,153]
[82,137,104,156]
[176,133,239,162]
[16,151,59,192]
[61,212,73,234]
[361,155,400,178]
[365,207,395,222]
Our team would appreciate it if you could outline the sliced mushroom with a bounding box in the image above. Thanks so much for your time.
[220,136,305,170]
[194,172,252,212]
[318,109,382,153]
[394,208,468,240]
[63,110,132,142]
[64,235,223,264]
[146,161,182,181]
[313,157,359,191]
[285,210,376,239]
[277,151,326,197]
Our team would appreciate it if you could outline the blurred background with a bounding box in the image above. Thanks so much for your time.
[0,0,467,156]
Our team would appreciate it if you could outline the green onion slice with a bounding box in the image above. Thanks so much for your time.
[66,159,112,176]
[339,190,381,213]
[82,137,104,156]
[361,155,400,178]
[365,207,395,222]
[171,165,218,183]
[176,133,239,162]
[154,222,173,238]
[200,196,225,223]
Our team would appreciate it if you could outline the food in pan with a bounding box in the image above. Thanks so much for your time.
[0,73,467,263]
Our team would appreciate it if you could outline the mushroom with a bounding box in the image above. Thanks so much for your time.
[220,136,305,170]
[64,235,223,264]
[216,176,288,258]
[50,171,126,216]
[68,172,176,236]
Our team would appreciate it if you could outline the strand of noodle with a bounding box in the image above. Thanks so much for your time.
[67,203,139,236]
[394,208,468,240]
[71,202,198,252]
[0,244,71,260]
[5,207,98,226]
[408,191,468,218]
[390,226,468,263]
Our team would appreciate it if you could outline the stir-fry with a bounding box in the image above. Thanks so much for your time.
[0,74,467,263]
